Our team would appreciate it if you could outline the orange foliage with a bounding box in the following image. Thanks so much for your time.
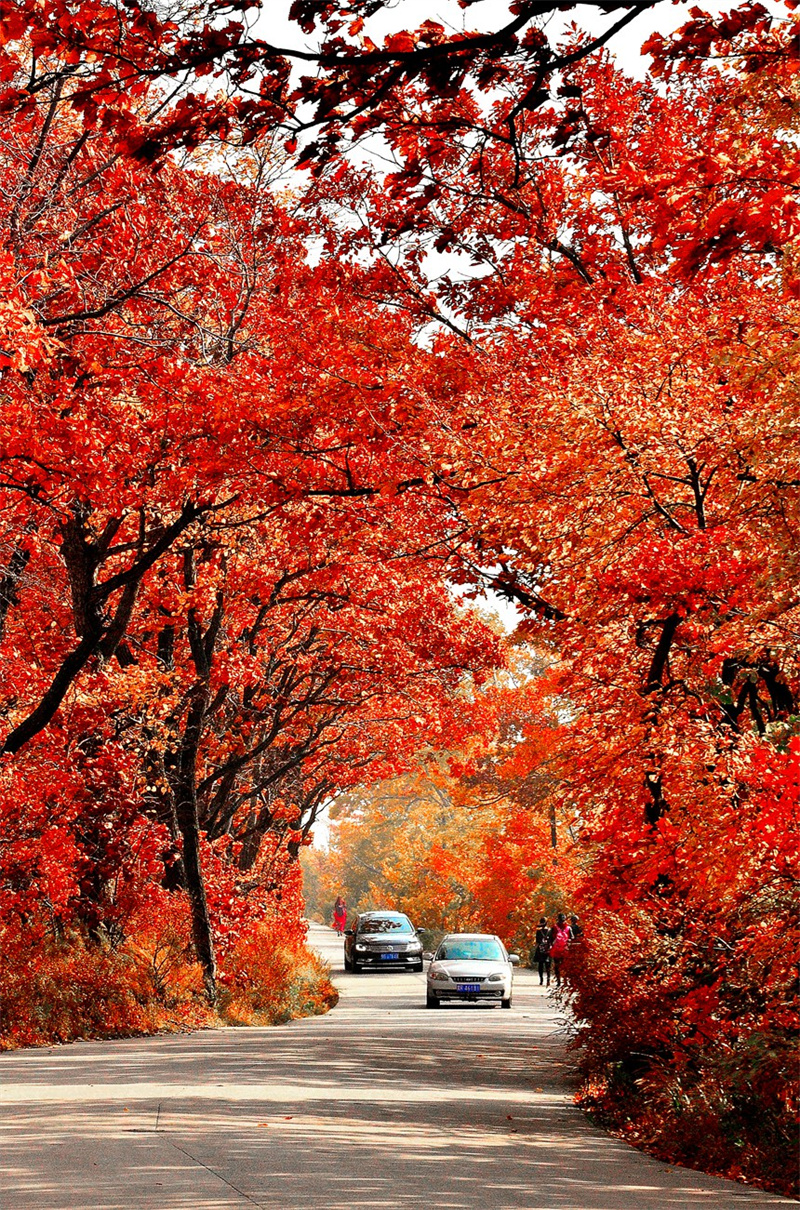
[308,663,579,955]
[1,892,337,1050]
[0,30,501,1027]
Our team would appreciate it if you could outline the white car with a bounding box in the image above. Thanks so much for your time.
[425,933,519,1008]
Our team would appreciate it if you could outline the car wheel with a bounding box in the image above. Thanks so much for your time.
[412,962,423,973]
[501,997,512,1009]
[343,953,352,972]
[426,992,440,1008]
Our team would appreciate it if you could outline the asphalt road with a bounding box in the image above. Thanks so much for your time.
[0,923,793,1209]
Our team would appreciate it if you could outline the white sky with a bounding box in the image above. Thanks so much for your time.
[250,0,736,82]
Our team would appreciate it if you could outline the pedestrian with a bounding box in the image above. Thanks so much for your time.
[569,914,584,943]
[548,913,573,987]
[533,916,551,986]
[333,894,347,935]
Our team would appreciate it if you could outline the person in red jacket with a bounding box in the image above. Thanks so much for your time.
[332,895,348,935]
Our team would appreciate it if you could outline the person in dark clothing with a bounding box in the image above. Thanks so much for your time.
[569,914,584,943]
[533,916,551,986]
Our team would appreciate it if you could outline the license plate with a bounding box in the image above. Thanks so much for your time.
[380,952,399,960]
[457,983,481,992]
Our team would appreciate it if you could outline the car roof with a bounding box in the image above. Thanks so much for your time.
[441,933,499,941]
[359,910,410,919]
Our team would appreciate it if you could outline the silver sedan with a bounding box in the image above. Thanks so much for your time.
[425,933,520,1008]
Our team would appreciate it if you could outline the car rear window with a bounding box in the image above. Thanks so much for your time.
[358,916,413,933]
[436,940,505,961]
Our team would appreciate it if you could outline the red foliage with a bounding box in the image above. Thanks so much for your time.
[315,13,799,1193]
[0,25,502,1033]
[0,2,796,1196]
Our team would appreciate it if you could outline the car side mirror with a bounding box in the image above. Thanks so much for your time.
[508,954,520,966]
[423,952,434,962]
[345,928,354,936]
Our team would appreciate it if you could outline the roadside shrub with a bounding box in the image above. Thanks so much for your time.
[565,905,799,1199]
[1,904,337,1050]
[218,924,338,1025]
[0,905,214,1049]
[0,920,158,1048]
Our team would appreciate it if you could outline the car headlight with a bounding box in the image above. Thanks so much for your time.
[355,944,367,951]
[430,967,451,981]
[487,973,504,982]
[407,941,422,952]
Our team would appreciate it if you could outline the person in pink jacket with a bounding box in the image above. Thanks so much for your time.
[548,913,573,987]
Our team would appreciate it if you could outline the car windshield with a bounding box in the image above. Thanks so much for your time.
[436,939,505,962]
[358,917,413,934]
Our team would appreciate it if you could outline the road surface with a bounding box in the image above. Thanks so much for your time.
[0,923,793,1209]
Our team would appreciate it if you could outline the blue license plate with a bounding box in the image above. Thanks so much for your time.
[457,983,481,992]
[380,952,399,960]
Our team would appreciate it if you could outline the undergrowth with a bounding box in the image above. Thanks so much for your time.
[0,910,338,1050]
[574,1035,798,1199]
[561,911,799,1200]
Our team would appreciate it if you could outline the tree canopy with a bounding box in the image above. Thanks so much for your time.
[0,0,797,1194]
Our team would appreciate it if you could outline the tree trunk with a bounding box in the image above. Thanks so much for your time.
[174,693,217,1003]
[175,790,217,1004]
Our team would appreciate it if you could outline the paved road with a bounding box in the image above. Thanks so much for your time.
[0,923,793,1209]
